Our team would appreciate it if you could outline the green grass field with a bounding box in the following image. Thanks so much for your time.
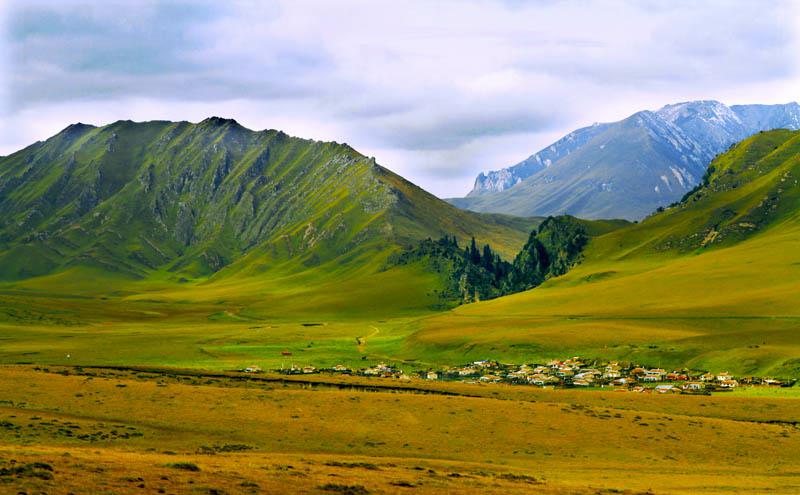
[3,213,798,377]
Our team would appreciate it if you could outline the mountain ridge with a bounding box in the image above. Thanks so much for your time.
[453,100,800,220]
[0,118,534,283]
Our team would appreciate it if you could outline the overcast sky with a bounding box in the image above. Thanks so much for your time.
[1,0,798,197]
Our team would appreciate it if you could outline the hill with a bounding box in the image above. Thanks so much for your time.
[0,118,542,334]
[0,118,532,282]
[412,129,800,376]
[451,101,800,220]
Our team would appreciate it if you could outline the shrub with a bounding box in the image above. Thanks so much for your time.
[319,484,370,495]
[165,462,200,472]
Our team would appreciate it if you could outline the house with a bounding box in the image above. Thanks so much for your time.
[681,382,705,391]
[572,379,592,387]
[667,372,689,381]
[716,372,734,382]
[700,372,716,382]
[242,365,262,373]
[528,374,559,386]
[426,371,439,380]
[718,379,738,389]
[302,366,316,374]
[654,384,678,394]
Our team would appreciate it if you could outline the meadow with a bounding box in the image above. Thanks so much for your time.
[3,218,798,377]
[1,365,799,494]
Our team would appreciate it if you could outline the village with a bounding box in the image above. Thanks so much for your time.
[243,356,796,394]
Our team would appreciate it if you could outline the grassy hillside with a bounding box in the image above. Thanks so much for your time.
[408,129,800,376]
[0,118,531,282]
[0,119,537,323]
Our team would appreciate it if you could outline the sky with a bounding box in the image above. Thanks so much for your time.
[0,0,798,198]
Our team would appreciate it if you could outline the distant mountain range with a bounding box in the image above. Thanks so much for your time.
[449,100,800,220]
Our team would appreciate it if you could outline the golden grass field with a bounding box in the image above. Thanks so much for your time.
[1,365,799,494]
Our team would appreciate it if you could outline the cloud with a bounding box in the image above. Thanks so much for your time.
[1,0,799,196]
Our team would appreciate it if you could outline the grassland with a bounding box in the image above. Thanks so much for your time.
[3,209,795,376]
[0,366,798,494]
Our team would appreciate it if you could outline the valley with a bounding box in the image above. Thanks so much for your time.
[0,123,798,494]
[4,3,799,494]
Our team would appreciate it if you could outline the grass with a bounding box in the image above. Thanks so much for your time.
[1,201,799,375]
[0,366,798,494]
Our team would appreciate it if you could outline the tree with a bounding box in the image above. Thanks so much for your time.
[481,244,494,272]
[468,237,481,265]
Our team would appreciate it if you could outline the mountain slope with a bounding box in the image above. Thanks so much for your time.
[453,101,800,220]
[467,122,611,195]
[0,118,533,284]
[412,129,800,376]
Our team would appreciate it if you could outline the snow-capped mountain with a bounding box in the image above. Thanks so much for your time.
[454,101,800,220]
[468,122,611,196]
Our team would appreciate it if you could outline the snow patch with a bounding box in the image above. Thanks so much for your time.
[670,167,686,188]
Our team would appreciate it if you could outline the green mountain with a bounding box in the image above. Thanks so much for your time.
[0,118,533,284]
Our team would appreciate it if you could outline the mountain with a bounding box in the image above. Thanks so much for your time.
[414,128,800,376]
[0,118,534,290]
[468,122,612,195]
[452,100,800,220]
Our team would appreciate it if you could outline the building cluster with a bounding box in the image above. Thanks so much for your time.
[273,362,409,379]
[418,358,777,392]
[248,356,794,392]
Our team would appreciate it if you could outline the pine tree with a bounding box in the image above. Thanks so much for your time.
[481,244,494,272]
[468,237,480,265]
